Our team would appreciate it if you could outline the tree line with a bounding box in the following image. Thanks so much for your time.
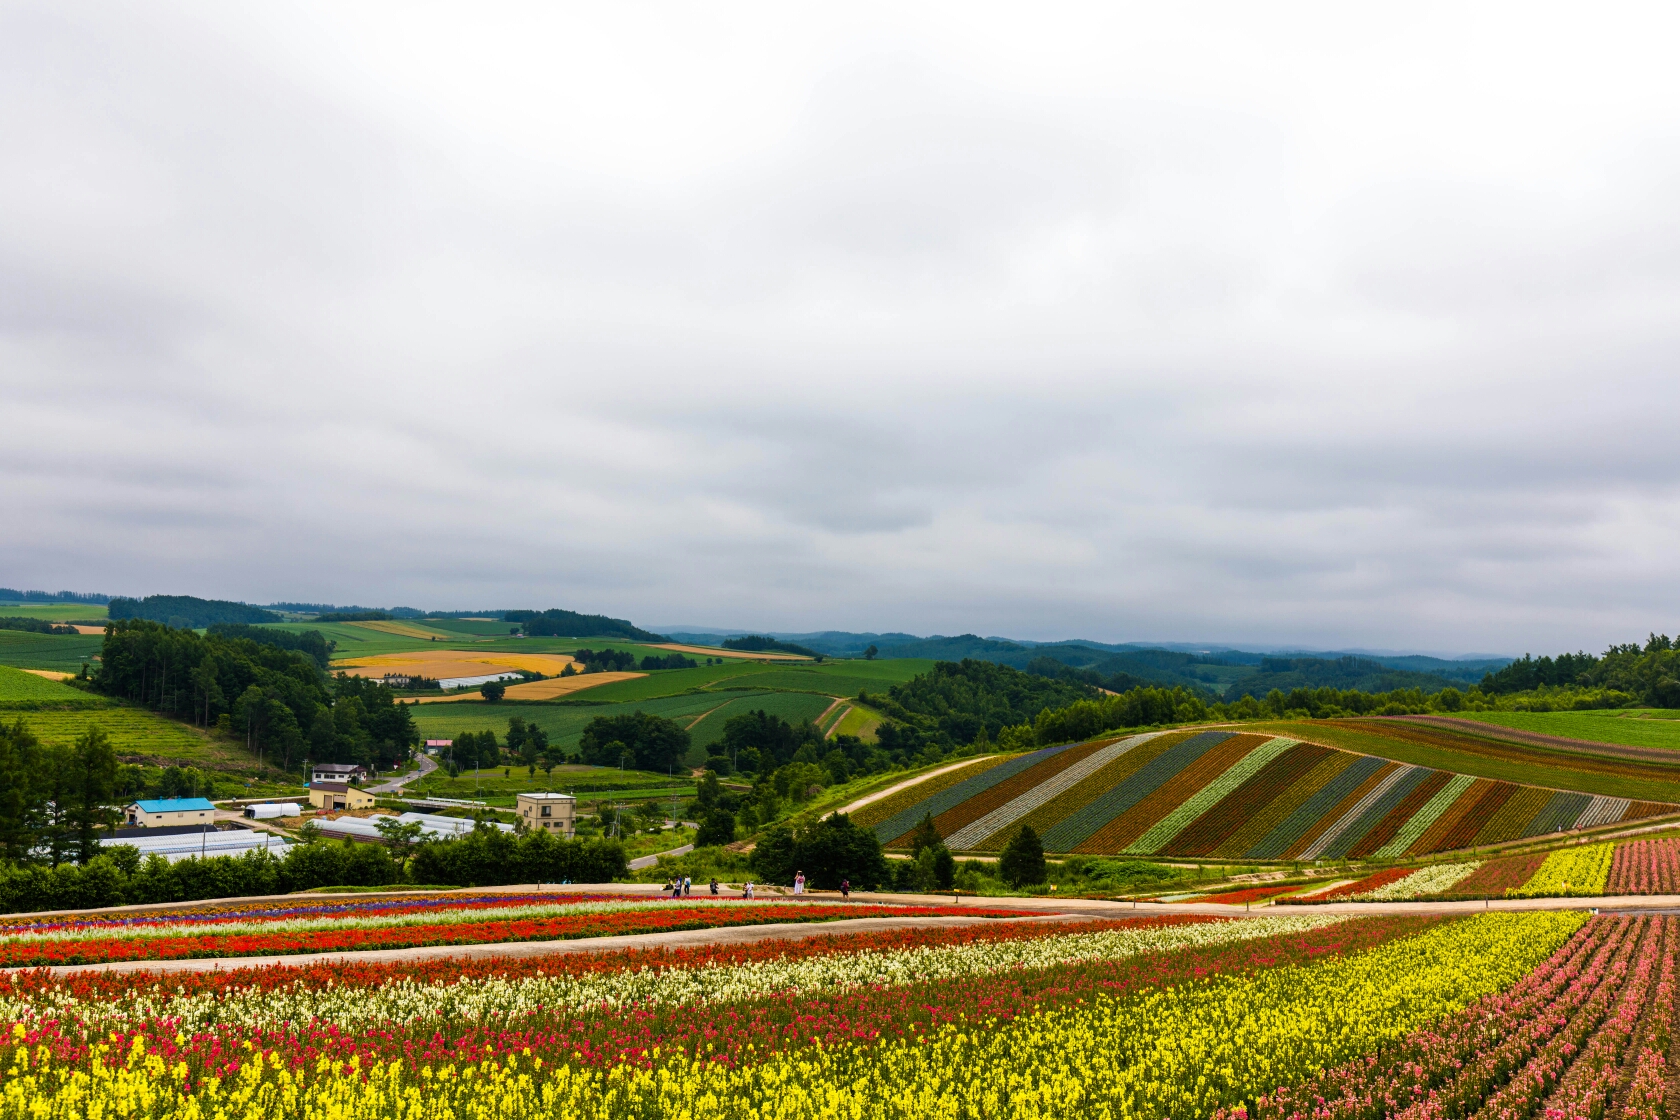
[505,608,664,641]
[0,824,627,914]
[108,595,280,628]
[0,616,77,635]
[96,619,417,772]
[1480,636,1680,707]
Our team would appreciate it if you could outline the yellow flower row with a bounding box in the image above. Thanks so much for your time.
[1,912,1584,1120]
[1510,843,1614,897]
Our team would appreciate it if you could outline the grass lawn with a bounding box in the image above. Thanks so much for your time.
[830,702,884,742]
[1244,719,1680,803]
[0,603,108,623]
[0,631,104,670]
[1452,710,1680,751]
[0,665,105,704]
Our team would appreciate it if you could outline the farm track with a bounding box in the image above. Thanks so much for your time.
[1382,714,1680,766]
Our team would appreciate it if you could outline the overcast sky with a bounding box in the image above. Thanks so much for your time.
[5,3,1679,655]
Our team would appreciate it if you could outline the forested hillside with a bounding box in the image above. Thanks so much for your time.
[1481,636,1680,706]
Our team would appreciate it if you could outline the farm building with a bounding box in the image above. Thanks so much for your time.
[125,797,216,827]
[310,762,365,783]
[307,782,376,811]
[517,792,577,837]
[243,802,301,820]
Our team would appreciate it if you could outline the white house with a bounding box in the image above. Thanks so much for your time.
[310,762,365,784]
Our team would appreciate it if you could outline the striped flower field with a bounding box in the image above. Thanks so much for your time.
[857,728,1675,858]
[2,906,1613,1120]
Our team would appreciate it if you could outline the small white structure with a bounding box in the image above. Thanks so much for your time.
[436,671,522,690]
[243,802,301,820]
[310,762,365,784]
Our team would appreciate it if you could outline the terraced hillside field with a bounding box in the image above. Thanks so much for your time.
[855,729,1677,859]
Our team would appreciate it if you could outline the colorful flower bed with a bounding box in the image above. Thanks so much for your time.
[0,909,1581,1119]
[1606,838,1680,895]
[1238,912,1671,1120]
[0,898,1019,967]
[1509,842,1615,897]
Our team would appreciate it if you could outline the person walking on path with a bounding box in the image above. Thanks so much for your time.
[840,878,850,900]
[682,876,691,897]
[793,871,805,897]
[744,881,754,899]
[709,878,719,895]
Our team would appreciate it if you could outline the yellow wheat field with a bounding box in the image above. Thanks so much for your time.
[413,671,644,702]
[331,649,581,680]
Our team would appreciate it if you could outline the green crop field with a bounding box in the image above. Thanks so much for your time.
[1246,719,1680,803]
[404,764,694,809]
[688,692,839,755]
[0,665,104,705]
[1,707,227,765]
[0,603,107,623]
[0,631,105,670]
[830,703,884,742]
[409,688,844,767]
[1452,710,1680,751]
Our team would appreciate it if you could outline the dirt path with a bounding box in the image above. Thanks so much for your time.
[814,696,847,730]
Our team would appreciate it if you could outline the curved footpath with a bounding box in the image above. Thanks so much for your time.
[14,882,1680,977]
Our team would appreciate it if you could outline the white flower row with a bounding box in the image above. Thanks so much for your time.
[3,913,1348,1041]
[943,733,1163,851]
[1354,861,1480,900]
[1125,738,1298,855]
[1370,774,1475,859]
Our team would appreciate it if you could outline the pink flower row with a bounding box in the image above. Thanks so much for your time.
[1234,915,1629,1120]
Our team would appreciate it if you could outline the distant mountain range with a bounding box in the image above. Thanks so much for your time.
[657,628,1513,698]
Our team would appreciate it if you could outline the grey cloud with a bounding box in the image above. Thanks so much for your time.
[5,3,1680,652]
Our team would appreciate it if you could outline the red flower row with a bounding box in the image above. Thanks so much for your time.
[0,902,1023,968]
[11,913,1445,1081]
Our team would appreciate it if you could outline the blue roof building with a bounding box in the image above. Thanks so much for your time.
[126,797,217,826]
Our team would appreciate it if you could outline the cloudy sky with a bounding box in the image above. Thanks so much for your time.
[5,3,1679,654]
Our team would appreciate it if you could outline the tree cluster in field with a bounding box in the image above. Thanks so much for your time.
[862,659,1095,758]
[749,813,888,889]
[313,610,392,622]
[503,608,664,642]
[571,647,638,672]
[720,635,824,660]
[407,824,627,887]
[1478,635,1680,707]
[576,711,689,771]
[108,594,281,628]
[639,653,697,670]
[206,623,335,668]
[95,619,417,773]
[0,616,79,635]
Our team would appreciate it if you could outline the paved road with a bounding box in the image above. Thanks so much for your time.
[629,843,695,871]
[366,752,438,794]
